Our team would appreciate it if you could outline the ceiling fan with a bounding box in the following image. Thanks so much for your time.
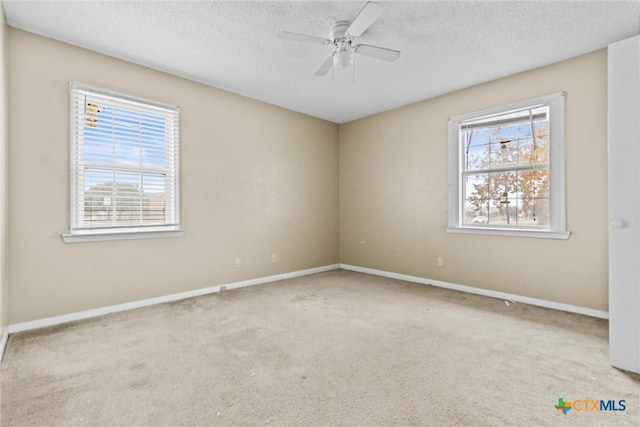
[277,1,401,77]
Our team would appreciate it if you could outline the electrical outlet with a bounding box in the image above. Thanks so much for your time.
[437,256,444,267]
[235,257,241,268]
[272,253,278,263]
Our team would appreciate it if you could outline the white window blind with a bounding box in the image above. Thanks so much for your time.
[65,82,181,241]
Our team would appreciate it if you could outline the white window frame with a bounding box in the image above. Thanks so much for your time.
[63,82,183,243]
[447,92,569,239]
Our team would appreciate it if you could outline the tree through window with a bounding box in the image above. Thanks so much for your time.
[447,93,569,239]
[463,106,550,227]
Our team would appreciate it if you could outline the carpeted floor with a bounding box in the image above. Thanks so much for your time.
[1,270,638,426]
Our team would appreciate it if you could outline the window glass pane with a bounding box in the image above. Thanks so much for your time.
[114,171,142,226]
[489,136,518,169]
[114,108,142,166]
[463,106,549,172]
[464,169,549,228]
[83,105,166,168]
[487,171,517,226]
[142,174,166,224]
[84,169,115,228]
[464,129,490,171]
[82,170,169,228]
[519,168,550,226]
[464,171,517,226]
[83,109,114,163]
[532,122,550,164]
[141,114,166,168]
[464,173,490,225]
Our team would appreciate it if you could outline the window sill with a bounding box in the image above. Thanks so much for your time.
[62,228,184,243]
[446,226,570,240]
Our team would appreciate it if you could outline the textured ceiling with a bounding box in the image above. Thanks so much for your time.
[3,1,640,123]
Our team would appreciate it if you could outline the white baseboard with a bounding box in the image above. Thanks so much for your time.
[4,261,607,341]
[0,327,8,362]
[7,264,341,334]
[340,264,609,319]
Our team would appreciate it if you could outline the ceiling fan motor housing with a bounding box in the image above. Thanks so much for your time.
[329,21,352,42]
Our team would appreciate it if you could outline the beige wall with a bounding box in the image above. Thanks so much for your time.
[8,29,339,323]
[340,50,608,311]
[0,8,8,336]
[6,27,609,324]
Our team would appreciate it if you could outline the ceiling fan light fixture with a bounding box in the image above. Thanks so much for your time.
[333,48,353,69]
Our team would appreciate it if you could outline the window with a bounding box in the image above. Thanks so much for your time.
[63,82,182,243]
[447,93,569,239]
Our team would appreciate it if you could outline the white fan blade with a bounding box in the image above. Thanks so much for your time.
[314,54,334,76]
[354,44,400,62]
[346,2,385,38]
[278,31,331,45]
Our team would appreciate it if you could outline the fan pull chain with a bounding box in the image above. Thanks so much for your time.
[331,55,335,81]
